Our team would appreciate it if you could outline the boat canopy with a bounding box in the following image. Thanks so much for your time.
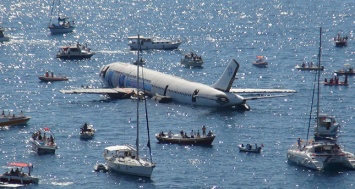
[7,162,32,167]
[127,36,151,40]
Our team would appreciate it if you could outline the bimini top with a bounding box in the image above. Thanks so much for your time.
[7,162,32,167]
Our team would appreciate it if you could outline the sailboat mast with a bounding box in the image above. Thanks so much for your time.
[135,34,141,159]
[48,0,56,26]
[316,27,322,136]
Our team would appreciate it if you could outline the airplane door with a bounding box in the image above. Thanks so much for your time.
[192,89,199,103]
[163,85,169,96]
[100,66,110,78]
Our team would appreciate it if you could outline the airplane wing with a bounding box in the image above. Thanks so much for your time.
[230,88,296,100]
[59,88,135,98]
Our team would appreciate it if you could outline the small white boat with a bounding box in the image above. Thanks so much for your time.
[238,144,262,153]
[127,36,181,50]
[30,127,58,154]
[94,163,108,172]
[0,27,10,42]
[80,123,95,140]
[252,56,268,67]
[181,52,204,67]
[0,162,39,185]
[0,111,31,127]
[56,42,95,59]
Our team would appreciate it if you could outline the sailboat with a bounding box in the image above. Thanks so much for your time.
[287,27,355,171]
[48,0,75,34]
[103,35,155,178]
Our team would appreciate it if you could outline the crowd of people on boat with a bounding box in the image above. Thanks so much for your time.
[324,75,348,85]
[184,52,202,61]
[1,110,25,118]
[301,62,314,68]
[158,125,214,139]
[3,168,27,177]
[31,130,55,146]
[334,33,348,42]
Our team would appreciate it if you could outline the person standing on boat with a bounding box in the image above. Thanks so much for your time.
[297,138,301,148]
[190,130,194,138]
[202,125,206,136]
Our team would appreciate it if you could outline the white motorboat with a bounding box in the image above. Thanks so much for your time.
[181,52,204,67]
[30,127,58,154]
[104,35,155,178]
[238,144,262,153]
[48,0,75,34]
[80,123,95,140]
[94,163,108,172]
[0,162,39,185]
[0,111,31,127]
[0,27,10,42]
[287,27,355,171]
[127,35,181,50]
[56,42,95,59]
[252,56,268,67]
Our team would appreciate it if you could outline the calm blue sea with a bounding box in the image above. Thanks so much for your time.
[1,0,355,188]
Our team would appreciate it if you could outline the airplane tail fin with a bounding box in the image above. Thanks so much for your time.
[211,59,239,92]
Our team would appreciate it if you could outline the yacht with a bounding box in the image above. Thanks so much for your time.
[56,42,95,59]
[127,36,181,50]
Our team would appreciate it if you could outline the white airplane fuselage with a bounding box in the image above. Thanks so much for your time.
[99,60,248,109]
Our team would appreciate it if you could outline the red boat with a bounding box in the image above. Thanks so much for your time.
[323,76,348,86]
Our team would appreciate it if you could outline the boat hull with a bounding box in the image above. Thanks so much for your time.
[0,37,10,42]
[0,117,30,127]
[80,132,95,140]
[155,134,215,146]
[0,175,39,185]
[335,41,347,47]
[334,71,355,76]
[38,76,68,82]
[128,43,181,50]
[181,59,204,67]
[30,139,57,155]
[56,54,94,60]
[49,26,74,34]
[252,62,268,68]
[106,160,154,178]
[295,65,324,71]
[238,145,262,153]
